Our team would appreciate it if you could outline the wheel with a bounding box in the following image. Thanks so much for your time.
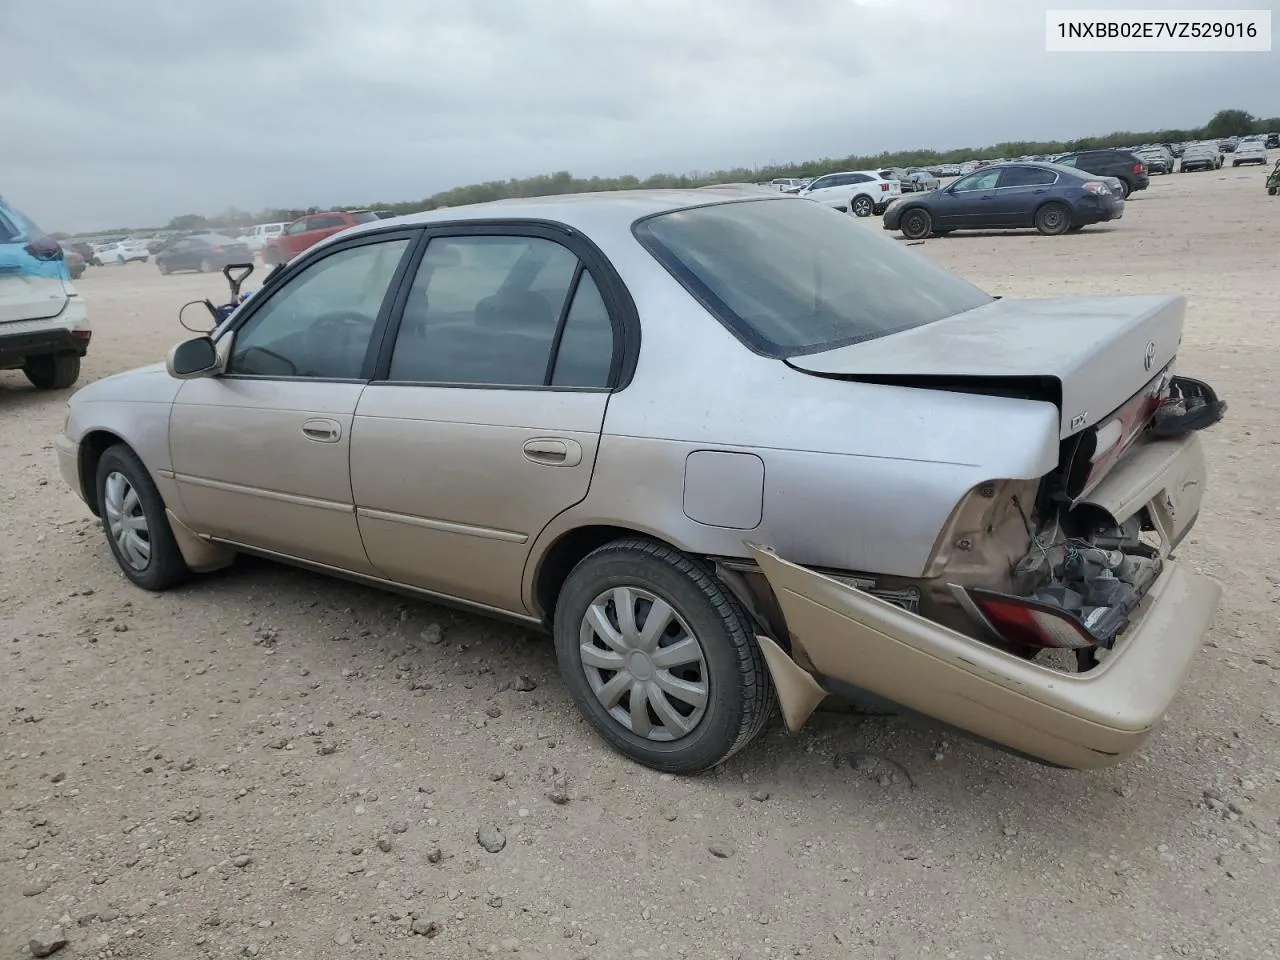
[1034,202,1072,236]
[116,255,125,265]
[94,444,191,591]
[850,194,874,217]
[1116,179,1131,199]
[157,260,170,275]
[1232,161,1239,167]
[553,538,773,774]
[1269,186,1278,196]
[22,353,80,389]
[199,257,214,273]
[899,207,933,240]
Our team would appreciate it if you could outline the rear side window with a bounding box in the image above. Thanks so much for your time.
[388,235,616,388]
[635,197,992,358]
[350,212,380,224]
[998,166,1057,187]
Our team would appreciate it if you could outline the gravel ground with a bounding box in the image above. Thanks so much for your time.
[3,163,1279,960]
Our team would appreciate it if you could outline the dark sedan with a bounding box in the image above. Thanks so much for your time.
[882,162,1124,239]
[155,234,252,275]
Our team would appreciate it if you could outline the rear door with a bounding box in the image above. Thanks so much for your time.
[279,217,317,259]
[0,203,68,325]
[992,165,1058,226]
[350,225,626,613]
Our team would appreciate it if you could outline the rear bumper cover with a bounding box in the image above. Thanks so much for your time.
[0,326,90,366]
[744,431,1222,770]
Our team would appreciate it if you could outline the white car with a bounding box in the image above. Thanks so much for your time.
[92,238,150,266]
[1231,139,1268,167]
[241,222,287,255]
[797,170,902,217]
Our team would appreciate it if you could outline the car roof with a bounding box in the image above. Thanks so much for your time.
[338,189,798,241]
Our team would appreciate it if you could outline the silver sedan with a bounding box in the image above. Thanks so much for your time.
[56,189,1225,774]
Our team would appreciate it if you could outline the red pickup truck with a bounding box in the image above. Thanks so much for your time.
[262,210,381,265]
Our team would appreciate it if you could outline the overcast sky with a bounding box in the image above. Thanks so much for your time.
[3,0,1275,232]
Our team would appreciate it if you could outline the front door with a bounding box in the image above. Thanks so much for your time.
[351,228,623,613]
[936,169,1002,228]
[169,232,417,573]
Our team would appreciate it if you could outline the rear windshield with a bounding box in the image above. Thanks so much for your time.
[633,197,993,357]
[350,212,380,224]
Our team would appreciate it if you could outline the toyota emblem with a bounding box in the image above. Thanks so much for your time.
[1143,341,1156,371]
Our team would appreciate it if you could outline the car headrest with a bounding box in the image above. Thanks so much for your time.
[473,289,556,332]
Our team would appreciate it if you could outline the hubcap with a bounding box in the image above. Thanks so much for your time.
[578,586,709,742]
[103,471,151,571]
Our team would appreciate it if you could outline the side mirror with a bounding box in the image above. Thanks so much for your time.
[167,336,220,379]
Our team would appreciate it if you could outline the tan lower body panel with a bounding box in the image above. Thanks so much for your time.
[165,509,236,573]
[747,542,1221,769]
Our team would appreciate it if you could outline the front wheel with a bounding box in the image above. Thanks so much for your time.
[94,445,191,591]
[850,195,874,217]
[553,539,773,774]
[899,207,933,240]
[23,353,80,390]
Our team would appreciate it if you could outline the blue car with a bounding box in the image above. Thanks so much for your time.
[882,162,1125,240]
[0,196,90,389]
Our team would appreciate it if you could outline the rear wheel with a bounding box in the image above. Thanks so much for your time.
[850,194,874,217]
[899,207,933,240]
[199,257,214,273]
[157,260,170,275]
[1034,202,1072,236]
[23,353,80,390]
[553,538,773,774]
[94,445,191,591]
[1116,179,1131,199]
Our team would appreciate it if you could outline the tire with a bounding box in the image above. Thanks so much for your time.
[1116,179,1131,199]
[553,538,774,774]
[199,257,214,273]
[899,207,933,240]
[22,353,80,390]
[157,260,170,275]
[1269,186,1278,196]
[94,444,191,592]
[850,194,874,217]
[1232,161,1239,167]
[1034,202,1072,236]
[116,255,125,265]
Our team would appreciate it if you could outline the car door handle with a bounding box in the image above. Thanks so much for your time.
[522,437,582,467]
[301,418,342,443]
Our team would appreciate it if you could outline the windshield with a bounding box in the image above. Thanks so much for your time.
[633,197,993,357]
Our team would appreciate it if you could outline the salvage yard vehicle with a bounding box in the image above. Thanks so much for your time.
[796,170,902,216]
[1,195,90,389]
[262,210,382,265]
[1231,139,1268,167]
[55,190,1225,774]
[1179,143,1223,172]
[882,162,1125,238]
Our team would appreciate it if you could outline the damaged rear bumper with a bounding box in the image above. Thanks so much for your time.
[744,431,1223,770]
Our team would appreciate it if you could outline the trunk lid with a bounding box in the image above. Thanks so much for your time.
[785,294,1183,439]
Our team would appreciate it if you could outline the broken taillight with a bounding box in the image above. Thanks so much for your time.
[967,589,1098,650]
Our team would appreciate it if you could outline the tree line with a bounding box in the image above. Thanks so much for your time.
[69,108,1276,238]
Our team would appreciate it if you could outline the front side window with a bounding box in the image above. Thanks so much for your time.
[1056,155,1079,167]
[227,238,410,379]
[952,170,1001,192]
[285,220,308,235]
[388,235,614,388]
[635,197,992,357]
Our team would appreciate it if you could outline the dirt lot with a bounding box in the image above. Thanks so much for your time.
[3,164,1279,960]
